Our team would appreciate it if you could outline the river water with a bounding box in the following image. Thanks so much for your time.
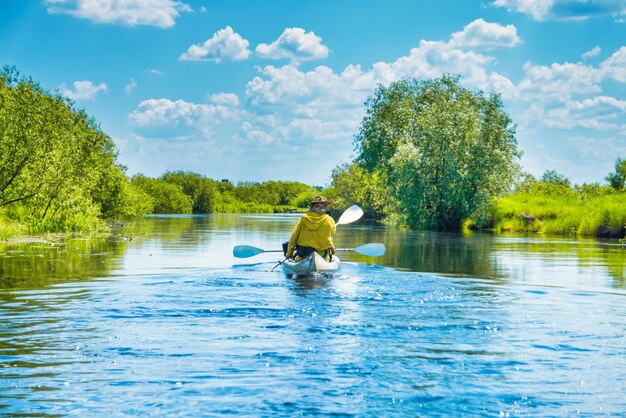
[1,214,625,416]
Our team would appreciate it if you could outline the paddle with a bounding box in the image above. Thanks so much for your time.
[233,243,386,258]
[336,205,364,226]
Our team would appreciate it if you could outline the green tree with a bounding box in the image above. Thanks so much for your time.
[131,175,192,214]
[355,75,521,230]
[606,158,626,190]
[540,170,571,188]
[161,171,220,213]
[326,162,393,222]
[0,65,145,233]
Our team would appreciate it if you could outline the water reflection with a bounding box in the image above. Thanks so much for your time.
[1,214,626,415]
[1,213,624,288]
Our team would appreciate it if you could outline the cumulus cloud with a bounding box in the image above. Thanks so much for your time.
[124,17,625,184]
[44,0,191,28]
[179,26,251,63]
[536,96,626,129]
[242,20,526,146]
[146,69,163,75]
[371,40,496,87]
[582,46,601,59]
[60,80,108,100]
[128,96,240,140]
[208,93,240,106]
[492,0,626,21]
[600,46,626,82]
[518,61,602,102]
[450,18,522,49]
[255,28,329,64]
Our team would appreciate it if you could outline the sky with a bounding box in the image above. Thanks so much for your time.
[1,0,625,186]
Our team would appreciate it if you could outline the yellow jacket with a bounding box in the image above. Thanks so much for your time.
[286,212,336,258]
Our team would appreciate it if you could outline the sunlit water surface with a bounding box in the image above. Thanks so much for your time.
[1,214,625,416]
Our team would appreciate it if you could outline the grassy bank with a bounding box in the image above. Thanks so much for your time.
[485,186,626,238]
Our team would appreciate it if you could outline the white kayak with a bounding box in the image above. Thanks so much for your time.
[282,252,341,276]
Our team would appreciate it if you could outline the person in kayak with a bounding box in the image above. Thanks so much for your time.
[286,196,336,261]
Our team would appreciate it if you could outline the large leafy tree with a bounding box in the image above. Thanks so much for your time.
[355,75,521,230]
[0,66,144,231]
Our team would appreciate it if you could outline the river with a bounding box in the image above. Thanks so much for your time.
[1,214,625,416]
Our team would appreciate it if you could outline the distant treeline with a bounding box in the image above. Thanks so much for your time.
[1,67,624,240]
[130,172,321,214]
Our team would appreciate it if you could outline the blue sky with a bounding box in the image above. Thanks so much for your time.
[1,0,625,186]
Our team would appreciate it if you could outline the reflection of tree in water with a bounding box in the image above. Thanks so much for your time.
[338,226,499,279]
[487,236,626,287]
[0,235,130,290]
[337,225,626,286]
[603,248,625,287]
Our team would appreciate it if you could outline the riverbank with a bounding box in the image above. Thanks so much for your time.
[482,188,626,239]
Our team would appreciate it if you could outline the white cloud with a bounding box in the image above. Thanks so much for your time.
[255,28,329,64]
[125,17,624,184]
[492,0,554,20]
[60,80,108,100]
[146,69,163,75]
[450,18,522,49]
[492,0,626,21]
[582,46,601,59]
[242,21,526,147]
[244,64,368,147]
[371,40,497,87]
[179,26,251,63]
[44,0,191,28]
[600,46,626,82]
[128,97,240,139]
[208,93,240,107]
[486,72,521,100]
[124,78,137,95]
[518,61,602,102]
[537,96,626,129]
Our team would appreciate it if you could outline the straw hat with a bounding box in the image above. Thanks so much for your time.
[308,196,333,208]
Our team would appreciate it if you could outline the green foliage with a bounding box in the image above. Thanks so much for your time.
[606,158,626,190]
[292,190,320,209]
[0,208,25,239]
[488,188,626,238]
[354,75,521,230]
[130,175,192,214]
[326,162,394,222]
[161,171,220,213]
[234,180,317,207]
[514,172,538,193]
[91,164,153,218]
[0,65,144,237]
[129,173,318,214]
[540,170,571,188]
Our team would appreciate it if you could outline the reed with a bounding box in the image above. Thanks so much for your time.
[489,189,626,238]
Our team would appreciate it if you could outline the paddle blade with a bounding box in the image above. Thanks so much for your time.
[336,205,364,226]
[354,243,386,257]
[233,245,264,258]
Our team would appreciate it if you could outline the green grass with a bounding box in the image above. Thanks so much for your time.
[488,190,626,238]
[0,211,25,240]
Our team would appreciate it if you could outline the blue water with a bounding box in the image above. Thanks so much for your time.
[1,214,625,416]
